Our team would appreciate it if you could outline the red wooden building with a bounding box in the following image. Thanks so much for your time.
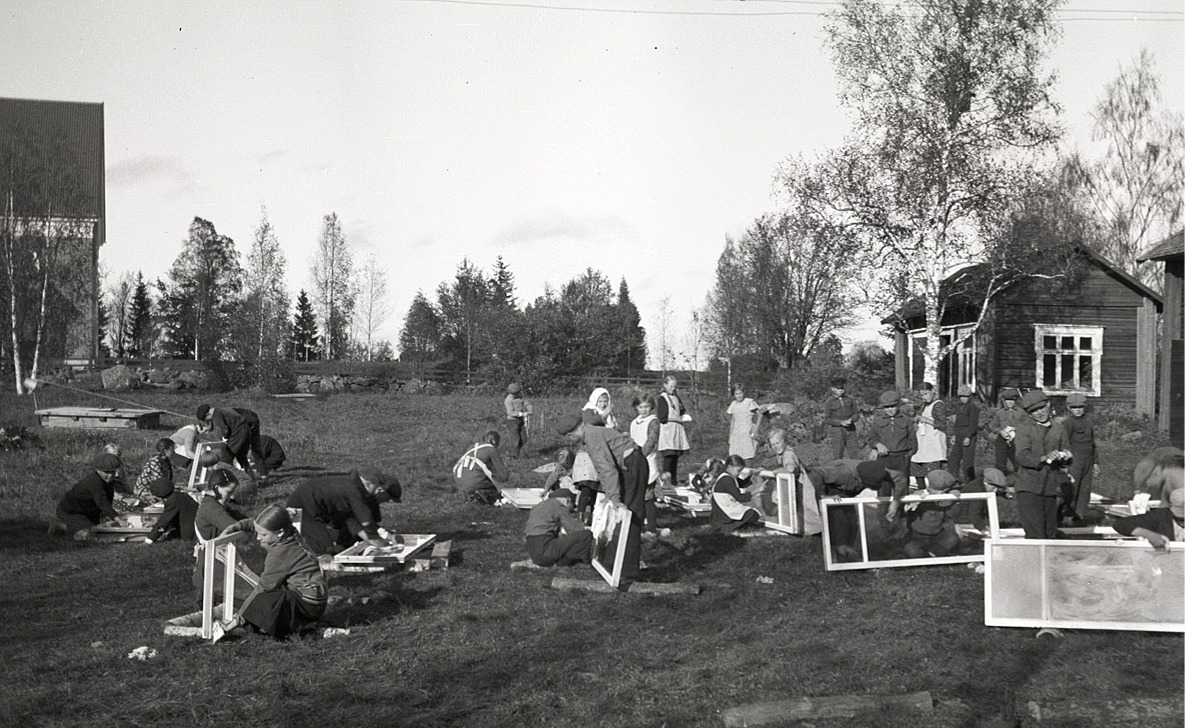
[883,245,1162,413]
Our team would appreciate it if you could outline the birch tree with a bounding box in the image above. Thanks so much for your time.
[244,206,289,358]
[353,253,390,361]
[310,212,354,360]
[789,0,1063,385]
[105,271,135,358]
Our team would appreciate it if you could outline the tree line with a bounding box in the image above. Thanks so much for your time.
[101,209,393,366]
[398,258,647,386]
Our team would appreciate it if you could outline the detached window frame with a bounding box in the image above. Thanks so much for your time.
[1033,324,1103,396]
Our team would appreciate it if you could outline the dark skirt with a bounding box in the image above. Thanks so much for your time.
[241,589,325,639]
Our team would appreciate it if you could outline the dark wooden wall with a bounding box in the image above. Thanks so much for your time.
[991,262,1151,410]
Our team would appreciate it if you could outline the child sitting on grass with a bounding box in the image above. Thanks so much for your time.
[143,478,197,544]
[902,470,962,558]
[54,453,128,540]
[523,487,593,567]
[134,438,175,501]
[709,455,763,534]
[218,505,328,641]
[542,448,576,494]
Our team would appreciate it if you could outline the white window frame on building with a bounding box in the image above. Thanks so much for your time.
[1033,324,1103,396]
[906,324,977,395]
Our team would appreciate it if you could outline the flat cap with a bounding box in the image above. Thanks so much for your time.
[1065,393,1087,407]
[878,390,900,407]
[93,453,122,471]
[1019,390,1048,412]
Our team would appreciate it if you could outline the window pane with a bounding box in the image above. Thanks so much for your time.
[1043,354,1057,387]
[1061,355,1076,388]
[1061,336,1074,349]
[1079,356,1092,388]
[1079,337,1092,350]
[1043,336,1057,350]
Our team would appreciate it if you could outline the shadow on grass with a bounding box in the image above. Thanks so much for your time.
[282,465,329,475]
[325,586,447,628]
[643,531,747,582]
[0,517,82,553]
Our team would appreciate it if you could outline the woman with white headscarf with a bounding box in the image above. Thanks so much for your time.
[572,387,617,523]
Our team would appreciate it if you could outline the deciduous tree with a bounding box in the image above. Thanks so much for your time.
[352,253,391,362]
[789,0,1063,384]
[398,291,442,363]
[243,206,289,359]
[158,217,243,360]
[310,212,354,360]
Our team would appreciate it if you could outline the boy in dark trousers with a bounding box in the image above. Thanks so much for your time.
[869,391,916,476]
[903,470,962,558]
[947,384,980,483]
[523,488,593,567]
[143,478,198,544]
[1014,390,1072,539]
[822,377,858,460]
[1060,392,1098,525]
[989,388,1025,474]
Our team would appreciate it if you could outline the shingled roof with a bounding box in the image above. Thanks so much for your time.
[1137,231,1184,263]
[0,97,104,219]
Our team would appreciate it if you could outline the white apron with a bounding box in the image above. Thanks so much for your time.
[912,401,947,463]
[630,414,660,485]
[658,392,690,451]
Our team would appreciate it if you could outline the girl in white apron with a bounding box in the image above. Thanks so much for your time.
[656,376,691,483]
[630,394,661,534]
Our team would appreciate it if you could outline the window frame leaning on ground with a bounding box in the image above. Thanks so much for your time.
[1032,324,1103,396]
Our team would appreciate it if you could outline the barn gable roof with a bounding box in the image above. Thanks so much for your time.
[1137,230,1184,263]
[0,97,104,219]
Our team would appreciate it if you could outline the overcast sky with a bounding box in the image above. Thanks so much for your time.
[2,0,1182,364]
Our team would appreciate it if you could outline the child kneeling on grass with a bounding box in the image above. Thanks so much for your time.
[902,470,962,558]
[143,478,197,544]
[524,487,593,567]
[709,455,763,534]
[133,439,175,502]
[218,505,328,640]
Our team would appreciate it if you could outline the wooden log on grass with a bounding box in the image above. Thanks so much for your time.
[721,691,933,727]
[1024,697,1184,724]
[549,576,700,595]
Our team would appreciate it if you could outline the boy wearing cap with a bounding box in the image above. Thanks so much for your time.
[989,388,1025,474]
[954,467,1010,530]
[452,430,510,505]
[504,383,532,457]
[1014,390,1072,539]
[524,488,593,567]
[557,413,646,586]
[1060,393,1098,525]
[806,459,908,561]
[285,467,402,555]
[869,391,916,477]
[196,404,269,482]
[903,470,962,558]
[822,377,858,460]
[55,453,129,539]
[947,385,979,483]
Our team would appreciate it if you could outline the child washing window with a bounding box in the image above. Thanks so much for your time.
[134,439,176,502]
[709,455,763,534]
[218,505,328,640]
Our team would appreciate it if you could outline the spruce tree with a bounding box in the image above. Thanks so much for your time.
[290,290,320,362]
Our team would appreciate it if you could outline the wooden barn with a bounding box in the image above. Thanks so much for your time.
[0,97,105,364]
[883,245,1162,414]
[1137,231,1183,438]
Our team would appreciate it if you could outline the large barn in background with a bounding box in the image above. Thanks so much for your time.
[882,245,1163,416]
[0,97,105,364]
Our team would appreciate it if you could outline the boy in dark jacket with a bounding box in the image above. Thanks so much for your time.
[869,391,916,476]
[55,453,127,539]
[947,384,979,483]
[1060,392,1098,524]
[143,478,198,544]
[524,488,593,566]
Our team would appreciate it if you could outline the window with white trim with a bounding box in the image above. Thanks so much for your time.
[906,325,976,396]
[1033,325,1102,395]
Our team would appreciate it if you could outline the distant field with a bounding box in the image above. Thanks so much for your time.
[0,386,1179,727]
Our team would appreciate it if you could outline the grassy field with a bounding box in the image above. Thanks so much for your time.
[0,386,1181,728]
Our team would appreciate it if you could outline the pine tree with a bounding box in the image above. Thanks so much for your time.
[615,278,646,375]
[489,256,517,308]
[290,290,320,362]
[126,272,153,357]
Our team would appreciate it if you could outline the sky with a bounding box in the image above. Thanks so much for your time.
[2,0,1182,366]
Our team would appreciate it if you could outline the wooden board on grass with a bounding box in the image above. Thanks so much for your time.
[722,691,932,727]
[500,488,544,509]
[656,486,710,515]
[35,406,163,430]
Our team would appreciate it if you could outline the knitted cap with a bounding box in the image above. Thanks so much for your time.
[93,453,122,471]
